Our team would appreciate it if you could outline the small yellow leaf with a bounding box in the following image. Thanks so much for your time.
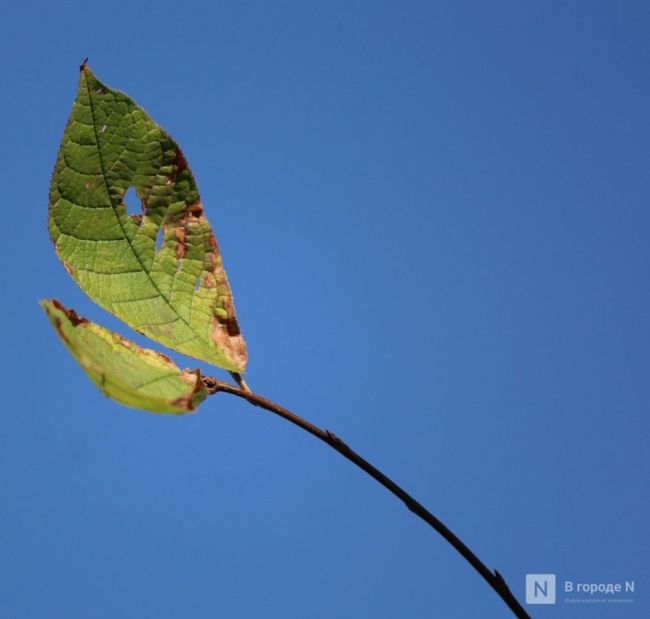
[41,299,208,414]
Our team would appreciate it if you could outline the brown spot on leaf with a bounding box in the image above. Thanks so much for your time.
[179,368,200,388]
[224,316,241,337]
[174,227,187,243]
[203,233,220,274]
[62,261,75,277]
[111,332,131,348]
[130,214,143,227]
[216,298,241,336]
[157,352,174,365]
[52,299,88,327]
[166,148,189,186]
[206,252,216,274]
[186,202,203,218]
[174,226,188,259]
[84,181,93,190]
[173,148,188,175]
[173,369,205,412]
[52,317,67,342]
[211,316,247,370]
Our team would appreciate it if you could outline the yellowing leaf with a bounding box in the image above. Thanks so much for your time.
[49,63,247,373]
[41,299,208,414]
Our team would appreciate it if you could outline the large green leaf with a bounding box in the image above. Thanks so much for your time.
[41,299,208,414]
[49,63,247,373]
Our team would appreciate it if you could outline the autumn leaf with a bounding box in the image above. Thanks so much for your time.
[41,299,208,414]
[49,63,247,373]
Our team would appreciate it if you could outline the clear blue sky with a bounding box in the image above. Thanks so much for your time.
[1,1,648,617]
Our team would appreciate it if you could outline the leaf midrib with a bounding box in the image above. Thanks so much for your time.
[82,69,201,343]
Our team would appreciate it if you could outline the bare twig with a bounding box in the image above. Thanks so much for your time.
[202,376,531,618]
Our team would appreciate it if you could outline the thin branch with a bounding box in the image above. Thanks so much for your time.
[202,376,531,619]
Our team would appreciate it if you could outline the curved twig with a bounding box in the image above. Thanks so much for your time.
[202,376,531,619]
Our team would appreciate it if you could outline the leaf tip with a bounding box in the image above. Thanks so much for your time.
[41,298,87,327]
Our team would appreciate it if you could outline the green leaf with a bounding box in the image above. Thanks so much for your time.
[49,63,247,373]
[41,299,208,414]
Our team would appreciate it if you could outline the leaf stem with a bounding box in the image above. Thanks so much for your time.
[201,376,531,618]
[228,371,251,393]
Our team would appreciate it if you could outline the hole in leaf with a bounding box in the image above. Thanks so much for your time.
[155,226,164,252]
[194,275,201,291]
[123,187,140,217]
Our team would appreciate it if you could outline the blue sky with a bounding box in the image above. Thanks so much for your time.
[1,1,648,617]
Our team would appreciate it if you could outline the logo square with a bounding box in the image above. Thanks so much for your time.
[526,574,556,604]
